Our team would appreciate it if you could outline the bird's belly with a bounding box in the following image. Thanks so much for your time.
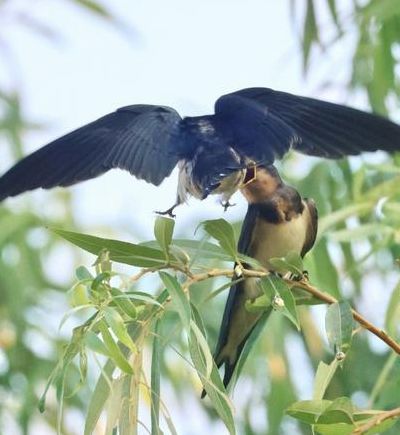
[251,215,308,270]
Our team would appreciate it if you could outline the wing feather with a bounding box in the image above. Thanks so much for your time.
[0,105,183,201]
[215,87,400,162]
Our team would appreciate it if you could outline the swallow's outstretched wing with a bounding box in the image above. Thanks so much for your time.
[0,105,183,201]
[215,87,400,162]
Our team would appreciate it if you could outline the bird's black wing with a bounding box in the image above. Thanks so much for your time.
[0,105,183,201]
[215,87,400,161]
[212,204,260,387]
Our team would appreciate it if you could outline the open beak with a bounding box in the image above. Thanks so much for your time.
[241,163,257,186]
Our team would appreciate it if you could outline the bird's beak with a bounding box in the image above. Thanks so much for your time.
[241,163,257,187]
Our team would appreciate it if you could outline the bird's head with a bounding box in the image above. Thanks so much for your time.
[240,164,283,203]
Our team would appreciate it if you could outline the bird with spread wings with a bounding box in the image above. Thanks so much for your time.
[1,87,399,392]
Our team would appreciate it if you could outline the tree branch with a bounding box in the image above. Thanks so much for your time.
[131,264,400,356]
[353,407,400,434]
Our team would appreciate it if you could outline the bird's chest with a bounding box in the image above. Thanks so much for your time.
[250,214,308,270]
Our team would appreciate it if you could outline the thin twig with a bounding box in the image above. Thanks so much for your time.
[130,264,400,356]
[353,407,400,434]
[289,280,400,355]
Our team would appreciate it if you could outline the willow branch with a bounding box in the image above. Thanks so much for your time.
[353,407,400,434]
[130,264,400,356]
[289,279,400,355]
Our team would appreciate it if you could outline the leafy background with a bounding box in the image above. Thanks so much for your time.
[0,0,399,434]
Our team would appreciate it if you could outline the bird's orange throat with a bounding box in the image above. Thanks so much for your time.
[240,167,282,203]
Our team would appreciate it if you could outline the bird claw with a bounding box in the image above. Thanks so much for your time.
[221,200,236,212]
[155,205,177,218]
[289,270,309,281]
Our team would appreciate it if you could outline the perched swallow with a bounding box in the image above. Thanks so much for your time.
[210,165,318,391]
[0,88,399,214]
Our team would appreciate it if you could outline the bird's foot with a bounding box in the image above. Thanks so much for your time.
[155,204,177,218]
[289,270,309,282]
[221,200,236,212]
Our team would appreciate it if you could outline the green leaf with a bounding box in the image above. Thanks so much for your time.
[189,304,236,435]
[103,307,136,352]
[68,284,90,307]
[84,359,115,435]
[313,359,339,400]
[159,272,190,330]
[151,319,162,435]
[154,216,175,259]
[286,399,332,424]
[109,288,138,319]
[190,319,213,379]
[200,219,238,259]
[325,301,354,354]
[124,291,164,308]
[302,0,319,71]
[313,423,353,435]
[317,397,354,424]
[72,0,113,19]
[97,320,133,374]
[52,228,170,267]
[245,293,272,313]
[262,275,300,330]
[268,251,303,275]
[85,331,110,357]
[105,377,124,435]
[76,265,93,281]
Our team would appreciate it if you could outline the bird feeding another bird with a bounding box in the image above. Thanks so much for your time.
[0,87,399,214]
[0,87,399,395]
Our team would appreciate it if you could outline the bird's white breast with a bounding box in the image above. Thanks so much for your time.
[251,208,309,271]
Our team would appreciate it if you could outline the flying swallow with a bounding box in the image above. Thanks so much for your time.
[0,88,399,214]
[209,165,318,392]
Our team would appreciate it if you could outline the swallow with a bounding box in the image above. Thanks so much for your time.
[0,88,399,215]
[209,164,318,392]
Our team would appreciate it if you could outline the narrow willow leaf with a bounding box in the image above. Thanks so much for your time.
[84,359,115,435]
[200,219,238,259]
[286,399,332,424]
[154,216,175,258]
[190,320,213,379]
[110,288,138,319]
[263,275,300,330]
[68,284,90,307]
[142,239,232,262]
[325,301,354,354]
[313,359,339,400]
[317,397,354,424]
[85,331,110,357]
[385,281,400,338]
[302,0,319,71]
[189,305,236,435]
[118,374,133,435]
[151,319,162,435]
[76,265,93,281]
[245,293,272,313]
[72,0,113,18]
[105,377,124,435]
[268,253,303,276]
[98,320,133,374]
[159,272,190,330]
[313,423,353,434]
[103,307,136,352]
[124,291,164,307]
[52,228,170,267]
